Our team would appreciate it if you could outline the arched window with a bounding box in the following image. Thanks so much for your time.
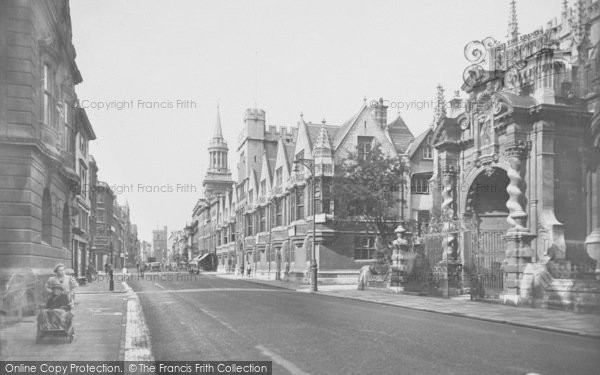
[41,189,52,244]
[62,202,70,248]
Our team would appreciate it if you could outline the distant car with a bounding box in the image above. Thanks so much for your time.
[149,262,161,272]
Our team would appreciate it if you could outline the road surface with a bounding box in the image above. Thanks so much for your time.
[128,272,600,375]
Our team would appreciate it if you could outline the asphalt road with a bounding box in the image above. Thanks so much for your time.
[128,272,600,375]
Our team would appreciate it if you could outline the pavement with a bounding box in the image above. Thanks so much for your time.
[212,272,600,339]
[0,276,131,360]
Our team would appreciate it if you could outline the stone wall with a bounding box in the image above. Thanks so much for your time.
[520,260,600,313]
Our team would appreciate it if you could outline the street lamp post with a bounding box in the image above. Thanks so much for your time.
[293,158,317,292]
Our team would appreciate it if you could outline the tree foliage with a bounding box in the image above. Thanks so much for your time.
[333,142,408,247]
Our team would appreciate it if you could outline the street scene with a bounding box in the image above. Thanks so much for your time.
[2,0,600,374]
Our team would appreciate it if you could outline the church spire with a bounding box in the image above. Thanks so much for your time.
[213,103,223,139]
[507,0,519,42]
[203,103,232,198]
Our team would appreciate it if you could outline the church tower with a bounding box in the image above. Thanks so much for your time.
[203,105,233,198]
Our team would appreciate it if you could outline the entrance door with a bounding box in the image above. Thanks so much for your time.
[467,167,510,298]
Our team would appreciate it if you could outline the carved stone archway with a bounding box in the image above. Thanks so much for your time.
[460,163,511,217]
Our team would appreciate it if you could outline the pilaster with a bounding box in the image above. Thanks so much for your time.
[533,120,566,259]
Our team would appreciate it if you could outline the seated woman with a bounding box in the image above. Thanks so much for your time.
[37,283,73,331]
[45,263,78,306]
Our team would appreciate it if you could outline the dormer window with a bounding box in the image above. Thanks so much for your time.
[423,135,433,160]
[357,136,373,161]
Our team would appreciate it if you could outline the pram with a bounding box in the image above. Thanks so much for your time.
[36,304,74,343]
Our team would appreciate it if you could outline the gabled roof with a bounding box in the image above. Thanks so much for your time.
[387,114,414,153]
[258,149,274,186]
[265,142,278,175]
[406,128,432,159]
[249,168,259,190]
[284,143,295,169]
[332,103,369,149]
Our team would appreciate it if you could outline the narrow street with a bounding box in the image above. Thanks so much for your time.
[129,272,600,375]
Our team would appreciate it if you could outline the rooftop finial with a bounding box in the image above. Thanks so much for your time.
[507,0,519,41]
[434,84,446,122]
[213,103,223,139]
[574,0,587,44]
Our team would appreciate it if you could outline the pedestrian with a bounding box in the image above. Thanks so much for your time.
[86,262,96,283]
[44,263,78,306]
[108,264,114,292]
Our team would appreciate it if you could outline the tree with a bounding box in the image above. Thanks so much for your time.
[333,142,408,256]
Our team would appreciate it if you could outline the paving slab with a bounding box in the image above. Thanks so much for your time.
[0,282,128,360]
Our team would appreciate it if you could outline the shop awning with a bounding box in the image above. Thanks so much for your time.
[189,253,210,265]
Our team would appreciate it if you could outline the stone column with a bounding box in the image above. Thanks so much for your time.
[441,167,459,261]
[502,145,535,304]
[441,167,461,296]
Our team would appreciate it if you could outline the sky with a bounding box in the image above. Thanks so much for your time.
[68,0,563,242]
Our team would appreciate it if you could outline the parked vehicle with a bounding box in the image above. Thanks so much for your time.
[149,262,161,272]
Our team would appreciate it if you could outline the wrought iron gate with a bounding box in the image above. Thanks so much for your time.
[468,229,505,298]
[419,216,506,298]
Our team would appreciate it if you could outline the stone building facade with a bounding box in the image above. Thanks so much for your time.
[424,0,600,309]
[192,100,421,283]
[152,226,168,262]
[0,0,82,278]
[93,181,114,268]
[72,108,96,276]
